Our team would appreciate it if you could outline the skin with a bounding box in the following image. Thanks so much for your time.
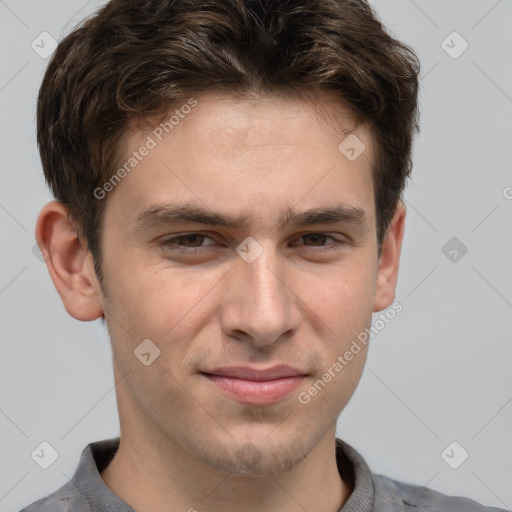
[36,91,405,512]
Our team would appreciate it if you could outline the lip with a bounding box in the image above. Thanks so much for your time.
[201,365,307,405]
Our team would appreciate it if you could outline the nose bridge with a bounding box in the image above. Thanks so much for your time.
[221,240,300,345]
[247,246,284,307]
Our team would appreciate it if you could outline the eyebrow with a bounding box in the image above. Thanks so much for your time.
[131,201,367,232]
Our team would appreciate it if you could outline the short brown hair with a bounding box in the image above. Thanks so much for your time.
[37,0,420,285]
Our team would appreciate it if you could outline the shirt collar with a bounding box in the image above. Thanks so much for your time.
[72,438,134,511]
[68,437,396,511]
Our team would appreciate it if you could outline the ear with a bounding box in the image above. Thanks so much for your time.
[373,201,406,312]
[35,200,105,321]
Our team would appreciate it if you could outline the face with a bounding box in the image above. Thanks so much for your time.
[89,91,398,475]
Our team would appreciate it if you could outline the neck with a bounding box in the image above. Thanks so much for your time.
[100,425,352,512]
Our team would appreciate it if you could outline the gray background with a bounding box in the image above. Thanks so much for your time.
[1,0,511,510]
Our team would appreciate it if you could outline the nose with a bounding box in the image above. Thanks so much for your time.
[219,242,302,348]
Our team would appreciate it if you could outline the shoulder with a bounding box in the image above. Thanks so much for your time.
[374,473,508,512]
[18,495,70,512]
[17,480,90,512]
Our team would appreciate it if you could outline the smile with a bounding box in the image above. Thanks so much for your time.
[201,365,307,405]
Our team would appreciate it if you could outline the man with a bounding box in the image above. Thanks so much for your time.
[20,0,505,510]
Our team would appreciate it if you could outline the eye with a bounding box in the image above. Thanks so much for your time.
[158,231,347,257]
[293,233,346,253]
[159,233,216,254]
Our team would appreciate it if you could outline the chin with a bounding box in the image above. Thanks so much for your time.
[191,427,320,476]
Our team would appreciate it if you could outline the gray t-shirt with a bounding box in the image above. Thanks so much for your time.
[18,437,506,511]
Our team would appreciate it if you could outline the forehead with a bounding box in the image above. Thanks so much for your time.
[123,90,370,158]
[105,91,376,231]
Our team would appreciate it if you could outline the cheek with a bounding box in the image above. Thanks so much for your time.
[294,258,377,336]
[103,254,226,341]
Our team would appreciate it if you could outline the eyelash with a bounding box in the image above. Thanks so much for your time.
[159,232,346,255]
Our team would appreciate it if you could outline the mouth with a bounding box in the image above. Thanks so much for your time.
[200,365,308,406]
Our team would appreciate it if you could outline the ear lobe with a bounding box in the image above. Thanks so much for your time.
[373,201,406,312]
[35,201,105,321]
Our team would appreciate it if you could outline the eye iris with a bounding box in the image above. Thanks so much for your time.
[178,234,205,247]
[305,234,327,246]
